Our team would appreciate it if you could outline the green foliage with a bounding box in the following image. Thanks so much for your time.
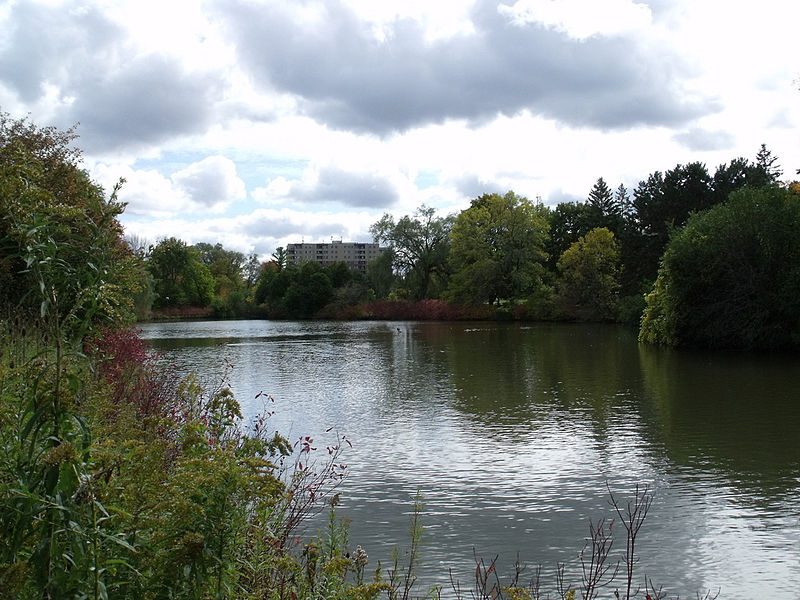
[555,227,621,321]
[545,201,596,272]
[194,241,247,298]
[148,238,215,308]
[0,113,143,339]
[447,191,549,305]
[639,185,800,349]
[0,319,384,599]
[366,248,395,299]
[370,206,454,300]
[586,177,624,235]
[284,262,334,318]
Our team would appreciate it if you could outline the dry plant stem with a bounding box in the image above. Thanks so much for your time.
[472,552,503,599]
[580,518,619,600]
[556,562,570,600]
[608,483,654,600]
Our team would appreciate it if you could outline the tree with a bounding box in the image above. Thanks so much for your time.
[712,156,763,202]
[366,248,394,299]
[586,176,624,237]
[0,113,143,338]
[242,253,262,288]
[271,246,288,271]
[555,227,620,321]
[628,162,715,285]
[254,262,291,310]
[148,238,215,307]
[370,206,454,299]
[639,185,800,349]
[194,242,246,298]
[545,201,596,271]
[588,177,621,220]
[283,261,333,318]
[615,184,633,220]
[447,191,549,304]
[755,143,782,183]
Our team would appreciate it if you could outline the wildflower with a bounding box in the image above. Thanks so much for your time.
[353,545,368,569]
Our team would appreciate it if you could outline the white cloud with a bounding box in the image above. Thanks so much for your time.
[94,155,245,219]
[172,155,246,212]
[498,0,652,39]
[2,0,799,259]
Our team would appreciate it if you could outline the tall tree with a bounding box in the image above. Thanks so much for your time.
[271,247,288,271]
[587,177,617,216]
[615,184,633,220]
[587,176,623,235]
[447,191,549,304]
[755,143,782,183]
[194,242,246,298]
[712,156,762,202]
[629,162,714,284]
[366,248,395,299]
[370,206,454,299]
[556,227,620,321]
[545,201,596,271]
[148,238,215,307]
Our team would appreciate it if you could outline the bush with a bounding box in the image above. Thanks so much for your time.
[0,113,144,340]
[639,184,800,349]
[0,323,375,599]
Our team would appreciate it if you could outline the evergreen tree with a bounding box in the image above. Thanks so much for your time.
[755,143,782,183]
[587,177,617,217]
[615,184,633,219]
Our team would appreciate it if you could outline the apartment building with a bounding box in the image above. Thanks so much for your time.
[286,240,384,272]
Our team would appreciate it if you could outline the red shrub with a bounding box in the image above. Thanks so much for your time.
[88,326,178,422]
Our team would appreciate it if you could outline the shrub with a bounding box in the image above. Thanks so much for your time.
[640,185,800,349]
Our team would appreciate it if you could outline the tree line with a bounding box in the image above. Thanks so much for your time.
[132,144,798,350]
[2,111,798,349]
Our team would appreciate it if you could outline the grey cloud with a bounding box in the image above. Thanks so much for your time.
[213,0,713,135]
[452,175,504,199]
[65,55,222,153]
[241,215,299,239]
[545,189,583,206]
[0,3,122,102]
[240,214,343,240]
[173,157,246,210]
[673,127,735,152]
[294,167,398,208]
[0,3,223,153]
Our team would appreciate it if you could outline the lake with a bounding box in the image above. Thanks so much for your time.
[139,319,800,599]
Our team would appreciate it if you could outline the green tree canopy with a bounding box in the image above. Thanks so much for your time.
[370,205,454,299]
[193,242,246,298]
[283,261,333,318]
[555,227,620,321]
[545,201,596,271]
[447,191,549,304]
[639,185,800,349]
[148,238,215,307]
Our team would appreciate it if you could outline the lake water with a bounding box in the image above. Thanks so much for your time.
[139,319,800,599]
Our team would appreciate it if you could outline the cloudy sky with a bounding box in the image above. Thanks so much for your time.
[1,0,798,257]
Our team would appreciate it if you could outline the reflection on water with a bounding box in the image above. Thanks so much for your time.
[140,320,800,599]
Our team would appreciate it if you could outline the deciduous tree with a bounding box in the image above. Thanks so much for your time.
[148,238,215,307]
[555,227,620,321]
[447,191,549,304]
[370,206,454,299]
[0,113,143,337]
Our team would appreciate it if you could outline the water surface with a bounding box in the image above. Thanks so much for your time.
[140,320,800,599]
